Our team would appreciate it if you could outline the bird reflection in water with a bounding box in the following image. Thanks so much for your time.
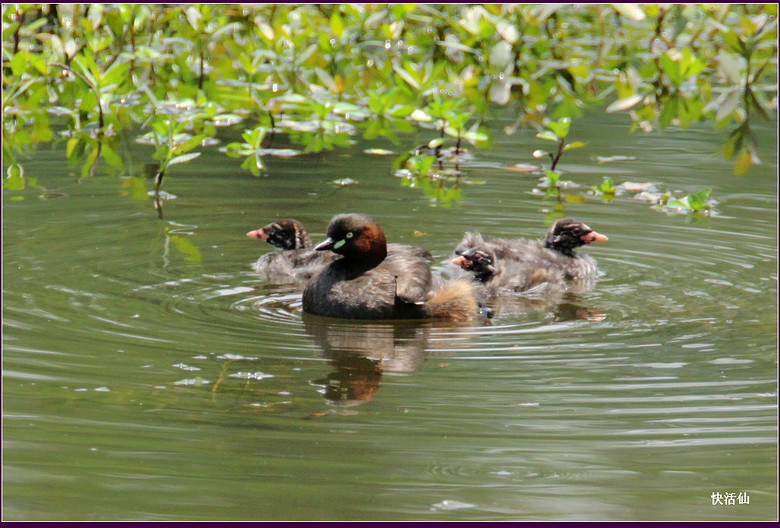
[479,293,606,323]
[301,295,603,411]
[303,314,437,409]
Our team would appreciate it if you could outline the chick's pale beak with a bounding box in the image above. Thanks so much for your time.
[581,231,608,243]
[451,255,472,269]
[314,237,336,251]
[247,228,268,240]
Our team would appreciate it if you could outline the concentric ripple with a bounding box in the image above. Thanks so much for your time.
[129,272,307,337]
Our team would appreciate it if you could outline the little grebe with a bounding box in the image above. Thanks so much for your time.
[303,214,478,320]
[453,218,608,293]
[247,219,333,281]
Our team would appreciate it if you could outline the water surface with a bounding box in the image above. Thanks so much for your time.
[3,109,777,521]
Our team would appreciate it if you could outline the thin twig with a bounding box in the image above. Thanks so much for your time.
[550,138,564,171]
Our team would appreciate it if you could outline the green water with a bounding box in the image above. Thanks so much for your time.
[3,110,777,520]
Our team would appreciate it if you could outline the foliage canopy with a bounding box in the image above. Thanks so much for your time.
[2,4,777,212]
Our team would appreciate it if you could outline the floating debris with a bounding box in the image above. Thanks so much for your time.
[172,363,201,371]
[173,378,211,386]
[332,178,358,186]
[364,148,395,155]
[212,114,244,127]
[619,181,658,192]
[146,190,177,201]
[257,148,303,157]
[217,353,258,361]
[229,371,275,380]
[431,500,477,512]
[634,191,666,203]
[595,155,638,163]
[536,176,580,189]
[504,163,539,173]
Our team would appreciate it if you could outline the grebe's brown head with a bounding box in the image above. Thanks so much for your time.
[314,214,388,266]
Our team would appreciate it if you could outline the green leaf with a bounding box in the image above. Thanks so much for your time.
[746,86,771,121]
[72,55,99,89]
[723,30,747,58]
[716,89,742,123]
[607,94,643,113]
[393,119,415,134]
[461,125,490,144]
[717,50,743,84]
[489,41,513,69]
[536,130,559,142]
[722,125,746,160]
[739,14,759,36]
[660,53,681,87]
[81,147,99,178]
[436,38,478,55]
[170,235,202,264]
[688,188,711,208]
[211,22,243,41]
[174,134,208,154]
[297,44,318,65]
[101,60,130,88]
[563,141,586,151]
[734,149,753,175]
[330,11,344,37]
[392,62,420,89]
[332,102,363,116]
[11,51,28,77]
[666,197,690,210]
[80,90,98,115]
[185,6,202,29]
[66,138,80,158]
[27,176,45,190]
[528,4,563,23]
[241,155,262,176]
[169,152,201,166]
[4,165,25,191]
[613,4,646,21]
[408,154,436,176]
[659,94,679,129]
[122,176,149,201]
[387,105,415,118]
[314,68,337,91]
[594,178,616,193]
[547,117,571,138]
[545,169,561,186]
[24,17,48,35]
[101,144,124,169]
[248,128,267,148]
[418,156,436,176]
[222,142,251,157]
